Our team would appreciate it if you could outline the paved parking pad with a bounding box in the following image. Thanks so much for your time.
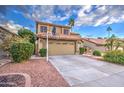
[49,55,124,87]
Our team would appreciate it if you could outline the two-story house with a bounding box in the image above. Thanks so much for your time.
[35,21,82,56]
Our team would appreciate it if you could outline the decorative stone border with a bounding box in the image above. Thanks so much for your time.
[0,73,31,87]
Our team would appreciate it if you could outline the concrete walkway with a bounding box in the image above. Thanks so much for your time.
[49,55,124,87]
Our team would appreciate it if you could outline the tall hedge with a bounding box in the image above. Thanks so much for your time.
[10,42,34,63]
[103,50,124,64]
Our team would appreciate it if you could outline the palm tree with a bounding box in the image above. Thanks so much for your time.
[107,26,112,38]
[105,34,124,51]
[114,39,122,51]
[105,34,116,51]
[68,18,75,32]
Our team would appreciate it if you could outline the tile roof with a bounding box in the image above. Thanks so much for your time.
[70,32,80,35]
[82,38,106,45]
[37,33,81,41]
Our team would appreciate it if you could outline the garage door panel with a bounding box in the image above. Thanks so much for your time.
[48,40,75,55]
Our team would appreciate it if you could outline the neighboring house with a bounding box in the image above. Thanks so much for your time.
[82,38,124,53]
[82,38,107,53]
[0,26,17,59]
[120,39,124,51]
[36,21,82,56]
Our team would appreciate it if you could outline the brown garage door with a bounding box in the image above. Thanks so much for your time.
[48,40,75,55]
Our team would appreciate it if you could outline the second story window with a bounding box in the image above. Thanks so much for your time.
[52,26,56,35]
[64,29,69,35]
[40,26,47,32]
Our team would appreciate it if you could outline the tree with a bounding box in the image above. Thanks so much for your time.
[105,34,116,51]
[18,28,36,44]
[105,34,124,51]
[119,40,124,51]
[68,18,75,32]
[0,35,27,52]
[106,26,112,38]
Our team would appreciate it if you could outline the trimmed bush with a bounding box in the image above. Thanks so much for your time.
[10,42,34,63]
[18,28,36,44]
[39,48,47,57]
[103,50,124,64]
[79,47,87,54]
[93,50,101,56]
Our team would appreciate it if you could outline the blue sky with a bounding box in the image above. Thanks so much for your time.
[0,5,124,38]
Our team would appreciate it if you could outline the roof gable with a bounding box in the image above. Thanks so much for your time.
[82,38,106,45]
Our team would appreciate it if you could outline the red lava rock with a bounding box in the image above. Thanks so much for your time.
[0,59,69,87]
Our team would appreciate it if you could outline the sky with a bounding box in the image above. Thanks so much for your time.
[0,5,124,38]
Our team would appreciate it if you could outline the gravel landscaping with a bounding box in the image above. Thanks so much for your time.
[0,59,69,87]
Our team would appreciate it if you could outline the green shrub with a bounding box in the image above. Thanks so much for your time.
[93,50,101,56]
[79,47,87,54]
[103,50,124,64]
[39,48,47,57]
[10,42,34,63]
[18,28,36,44]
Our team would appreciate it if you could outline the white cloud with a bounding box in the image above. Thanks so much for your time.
[76,5,124,27]
[78,5,92,17]
[22,5,81,23]
[6,21,22,30]
[94,16,109,26]
[0,20,29,33]
[23,5,71,22]
[1,5,124,28]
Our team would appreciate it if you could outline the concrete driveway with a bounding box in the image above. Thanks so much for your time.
[49,55,124,87]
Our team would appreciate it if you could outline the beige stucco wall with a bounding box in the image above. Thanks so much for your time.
[75,41,83,54]
[37,23,70,35]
